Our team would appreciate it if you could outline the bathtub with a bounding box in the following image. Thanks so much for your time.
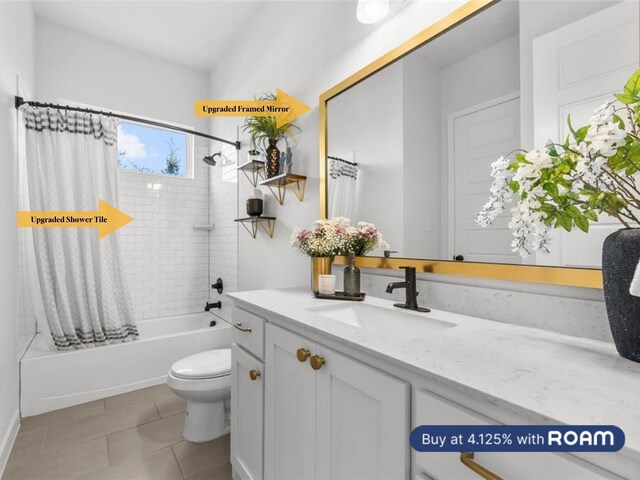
[20,312,231,416]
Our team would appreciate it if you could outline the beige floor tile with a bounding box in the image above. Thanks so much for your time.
[43,400,159,453]
[186,463,232,480]
[76,447,183,480]
[172,435,230,479]
[6,428,46,467]
[107,413,185,465]
[104,384,172,411]
[1,437,108,480]
[155,394,186,418]
[19,399,105,433]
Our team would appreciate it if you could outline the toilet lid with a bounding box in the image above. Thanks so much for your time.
[170,349,231,380]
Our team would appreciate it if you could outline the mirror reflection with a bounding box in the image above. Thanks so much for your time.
[327,0,639,268]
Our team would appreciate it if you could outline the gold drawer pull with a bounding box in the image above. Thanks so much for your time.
[233,322,252,333]
[460,452,503,480]
[296,348,311,362]
[249,369,261,380]
[310,355,325,370]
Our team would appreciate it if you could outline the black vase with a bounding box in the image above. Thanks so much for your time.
[602,228,640,362]
[266,139,280,178]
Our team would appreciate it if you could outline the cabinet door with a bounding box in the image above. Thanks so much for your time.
[231,344,264,480]
[265,324,317,480]
[315,345,410,480]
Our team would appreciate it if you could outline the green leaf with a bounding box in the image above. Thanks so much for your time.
[539,204,556,214]
[574,214,590,233]
[623,69,640,96]
[555,212,572,232]
[615,93,638,105]
[566,205,582,219]
[508,180,520,192]
[584,210,598,222]
[575,126,590,143]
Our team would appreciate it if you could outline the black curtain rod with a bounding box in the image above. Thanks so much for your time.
[15,96,241,150]
[328,155,358,167]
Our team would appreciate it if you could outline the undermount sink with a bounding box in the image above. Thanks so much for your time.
[306,303,455,341]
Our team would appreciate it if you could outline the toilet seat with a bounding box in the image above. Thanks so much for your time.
[170,349,231,380]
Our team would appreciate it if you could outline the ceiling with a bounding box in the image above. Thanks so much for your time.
[33,1,272,71]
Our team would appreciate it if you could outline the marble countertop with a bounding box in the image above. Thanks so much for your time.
[228,288,640,462]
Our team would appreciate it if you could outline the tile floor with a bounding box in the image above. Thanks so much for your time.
[2,384,232,480]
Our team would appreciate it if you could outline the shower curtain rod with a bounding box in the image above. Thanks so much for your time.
[15,96,241,150]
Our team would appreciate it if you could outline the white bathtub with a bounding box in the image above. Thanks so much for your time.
[20,312,231,416]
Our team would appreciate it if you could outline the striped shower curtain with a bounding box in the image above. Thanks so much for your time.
[22,106,138,349]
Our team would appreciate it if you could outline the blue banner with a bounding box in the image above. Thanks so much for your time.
[410,425,625,452]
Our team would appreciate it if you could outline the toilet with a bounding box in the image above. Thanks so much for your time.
[166,348,231,443]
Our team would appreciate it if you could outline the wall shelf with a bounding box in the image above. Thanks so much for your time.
[234,216,276,239]
[259,173,307,205]
[237,160,266,187]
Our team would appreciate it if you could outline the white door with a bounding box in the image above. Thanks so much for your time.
[452,94,521,263]
[315,345,409,480]
[264,324,316,480]
[533,1,640,268]
[231,344,264,480]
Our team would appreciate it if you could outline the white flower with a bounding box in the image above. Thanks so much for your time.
[590,101,615,126]
[476,156,514,228]
[586,122,625,157]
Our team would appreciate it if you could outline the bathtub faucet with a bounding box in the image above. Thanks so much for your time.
[205,301,222,311]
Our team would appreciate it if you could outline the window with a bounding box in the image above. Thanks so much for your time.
[117,121,193,178]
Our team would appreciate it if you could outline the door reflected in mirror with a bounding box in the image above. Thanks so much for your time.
[326,0,639,268]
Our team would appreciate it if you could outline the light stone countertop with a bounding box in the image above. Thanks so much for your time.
[228,287,640,462]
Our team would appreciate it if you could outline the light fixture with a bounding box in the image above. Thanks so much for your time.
[356,0,390,24]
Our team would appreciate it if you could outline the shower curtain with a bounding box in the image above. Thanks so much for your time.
[328,156,358,220]
[23,106,138,349]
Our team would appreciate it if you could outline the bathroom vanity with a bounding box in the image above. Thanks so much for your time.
[229,289,640,480]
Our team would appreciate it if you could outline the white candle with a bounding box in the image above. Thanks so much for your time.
[318,274,336,295]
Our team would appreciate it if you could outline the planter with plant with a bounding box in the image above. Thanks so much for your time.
[243,92,300,178]
[291,218,388,292]
[477,68,640,362]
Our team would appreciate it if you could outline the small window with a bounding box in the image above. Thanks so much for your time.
[117,122,192,177]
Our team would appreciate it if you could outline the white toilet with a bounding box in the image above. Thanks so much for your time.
[166,348,231,443]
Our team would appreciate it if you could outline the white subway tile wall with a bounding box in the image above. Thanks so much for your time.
[209,145,238,323]
[118,144,212,320]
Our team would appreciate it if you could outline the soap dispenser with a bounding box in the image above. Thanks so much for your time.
[343,252,360,295]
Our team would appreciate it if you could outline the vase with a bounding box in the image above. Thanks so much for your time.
[311,256,334,293]
[602,228,640,362]
[266,139,280,178]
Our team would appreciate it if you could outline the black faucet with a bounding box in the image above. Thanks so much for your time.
[205,301,222,311]
[386,266,430,312]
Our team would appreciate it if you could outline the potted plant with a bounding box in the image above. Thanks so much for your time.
[477,68,640,362]
[243,92,300,178]
[291,218,388,292]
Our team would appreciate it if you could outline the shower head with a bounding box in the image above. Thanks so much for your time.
[203,152,221,166]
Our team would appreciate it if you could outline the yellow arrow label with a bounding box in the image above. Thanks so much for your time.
[195,89,311,127]
[17,199,133,239]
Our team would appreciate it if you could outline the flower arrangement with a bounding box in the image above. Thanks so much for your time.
[477,69,640,257]
[291,218,388,257]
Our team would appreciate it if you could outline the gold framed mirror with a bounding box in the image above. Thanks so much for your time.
[318,0,617,289]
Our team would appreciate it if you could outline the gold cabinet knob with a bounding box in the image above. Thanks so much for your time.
[249,369,261,381]
[310,355,325,370]
[296,348,311,362]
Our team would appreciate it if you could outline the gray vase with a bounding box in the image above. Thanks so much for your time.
[602,228,640,362]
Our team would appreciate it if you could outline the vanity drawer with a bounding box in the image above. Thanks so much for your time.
[232,307,265,360]
[414,390,621,480]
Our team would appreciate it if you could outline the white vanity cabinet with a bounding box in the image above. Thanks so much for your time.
[265,323,410,480]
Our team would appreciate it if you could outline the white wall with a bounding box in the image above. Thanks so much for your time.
[0,1,35,471]
[328,61,404,253]
[35,20,216,322]
[403,54,442,258]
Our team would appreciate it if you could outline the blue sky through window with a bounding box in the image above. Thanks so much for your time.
[117,122,188,176]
